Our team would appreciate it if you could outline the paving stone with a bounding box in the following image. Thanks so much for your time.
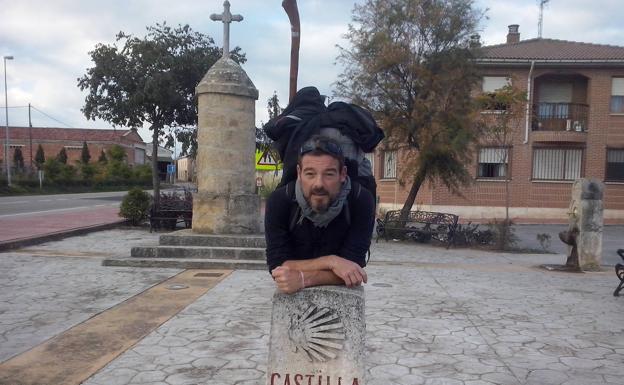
[2,230,622,385]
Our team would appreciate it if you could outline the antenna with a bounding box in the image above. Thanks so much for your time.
[538,0,550,38]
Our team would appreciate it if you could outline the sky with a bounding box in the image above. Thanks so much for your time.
[1,0,623,154]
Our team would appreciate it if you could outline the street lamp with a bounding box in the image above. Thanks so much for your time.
[4,55,13,187]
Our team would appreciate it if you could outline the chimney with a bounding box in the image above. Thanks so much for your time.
[507,24,520,44]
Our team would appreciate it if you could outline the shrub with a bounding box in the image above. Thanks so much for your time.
[43,158,63,181]
[488,218,518,251]
[119,188,151,225]
[536,233,552,252]
[133,164,152,184]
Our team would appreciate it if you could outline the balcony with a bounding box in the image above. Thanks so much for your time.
[532,103,589,132]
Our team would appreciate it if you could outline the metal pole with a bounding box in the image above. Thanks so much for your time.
[4,55,14,186]
[29,102,33,170]
[282,0,300,102]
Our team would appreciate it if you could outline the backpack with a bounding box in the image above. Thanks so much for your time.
[264,86,384,201]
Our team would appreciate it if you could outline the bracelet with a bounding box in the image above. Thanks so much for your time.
[300,270,305,289]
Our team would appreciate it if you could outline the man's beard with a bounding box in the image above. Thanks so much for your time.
[308,187,332,213]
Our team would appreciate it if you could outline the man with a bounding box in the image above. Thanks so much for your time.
[265,135,375,294]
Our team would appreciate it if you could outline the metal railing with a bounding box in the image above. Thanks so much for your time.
[532,103,589,132]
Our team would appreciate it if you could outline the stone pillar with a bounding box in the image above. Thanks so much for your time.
[193,57,260,234]
[567,178,604,271]
[267,286,365,385]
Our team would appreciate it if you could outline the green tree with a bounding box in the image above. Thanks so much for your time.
[475,83,526,222]
[35,144,45,170]
[106,144,131,181]
[257,91,283,152]
[13,147,24,170]
[78,22,245,204]
[43,158,62,181]
[98,149,108,164]
[107,145,126,162]
[475,83,526,250]
[336,0,484,218]
[81,141,91,164]
[57,147,68,164]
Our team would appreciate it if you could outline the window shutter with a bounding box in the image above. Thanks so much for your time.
[612,78,624,96]
[482,77,509,93]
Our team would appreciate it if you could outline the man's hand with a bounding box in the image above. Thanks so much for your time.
[271,266,304,294]
[329,256,367,287]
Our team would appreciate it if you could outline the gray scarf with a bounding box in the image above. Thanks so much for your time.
[295,176,351,228]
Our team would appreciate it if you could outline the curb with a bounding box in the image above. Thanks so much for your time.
[0,220,129,252]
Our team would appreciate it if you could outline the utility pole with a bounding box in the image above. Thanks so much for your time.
[29,103,33,170]
[4,55,14,186]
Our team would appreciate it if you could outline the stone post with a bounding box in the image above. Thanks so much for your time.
[267,286,365,385]
[193,57,260,234]
[566,178,604,271]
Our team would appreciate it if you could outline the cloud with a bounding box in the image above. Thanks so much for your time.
[2,0,624,136]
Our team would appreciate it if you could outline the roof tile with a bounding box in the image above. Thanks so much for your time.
[479,38,624,61]
[5,127,144,143]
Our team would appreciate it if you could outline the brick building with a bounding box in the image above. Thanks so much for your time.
[0,126,146,170]
[373,25,624,223]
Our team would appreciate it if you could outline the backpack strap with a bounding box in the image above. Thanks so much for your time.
[286,181,301,232]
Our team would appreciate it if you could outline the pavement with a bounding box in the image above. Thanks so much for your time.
[0,204,125,250]
[1,227,623,385]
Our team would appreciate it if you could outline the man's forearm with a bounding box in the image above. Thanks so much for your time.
[304,269,344,287]
[282,255,336,272]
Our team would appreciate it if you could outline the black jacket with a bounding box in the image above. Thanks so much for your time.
[264,184,375,273]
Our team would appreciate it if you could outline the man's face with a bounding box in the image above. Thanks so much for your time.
[297,154,347,213]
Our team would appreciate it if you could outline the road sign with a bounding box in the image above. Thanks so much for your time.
[167,164,176,174]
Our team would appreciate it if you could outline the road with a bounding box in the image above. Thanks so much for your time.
[0,191,128,217]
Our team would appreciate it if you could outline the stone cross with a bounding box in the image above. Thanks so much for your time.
[210,0,243,58]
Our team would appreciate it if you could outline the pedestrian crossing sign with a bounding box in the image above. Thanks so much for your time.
[256,149,282,171]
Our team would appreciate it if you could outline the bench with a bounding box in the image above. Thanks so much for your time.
[376,210,459,248]
[614,249,624,297]
[149,189,193,232]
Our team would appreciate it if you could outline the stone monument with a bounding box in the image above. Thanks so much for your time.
[193,0,260,234]
[267,286,366,385]
[559,178,604,271]
[105,0,267,269]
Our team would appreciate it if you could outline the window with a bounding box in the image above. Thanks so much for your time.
[611,78,624,113]
[363,152,375,177]
[606,149,624,181]
[481,76,511,110]
[382,150,396,179]
[478,147,509,178]
[532,148,583,181]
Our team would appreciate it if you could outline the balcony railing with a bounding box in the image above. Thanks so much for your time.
[532,103,589,132]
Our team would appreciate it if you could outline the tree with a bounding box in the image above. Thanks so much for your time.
[13,147,24,170]
[257,91,283,152]
[35,144,45,170]
[475,83,525,250]
[81,141,91,164]
[335,0,484,219]
[98,149,108,164]
[107,144,126,162]
[57,147,68,164]
[78,22,245,203]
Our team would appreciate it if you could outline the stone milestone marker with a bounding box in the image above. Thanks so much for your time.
[193,0,260,234]
[267,286,365,385]
[569,178,604,271]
